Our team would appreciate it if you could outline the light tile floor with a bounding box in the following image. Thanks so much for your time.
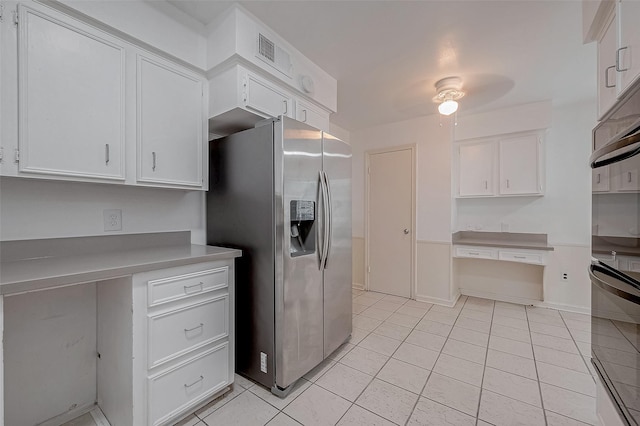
[178,291,599,426]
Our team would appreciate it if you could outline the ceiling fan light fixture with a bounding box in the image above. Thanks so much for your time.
[433,76,465,116]
[438,99,458,116]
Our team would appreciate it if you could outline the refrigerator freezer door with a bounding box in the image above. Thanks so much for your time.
[275,117,325,390]
[322,133,353,357]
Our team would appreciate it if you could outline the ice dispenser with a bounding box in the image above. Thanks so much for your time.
[290,200,316,257]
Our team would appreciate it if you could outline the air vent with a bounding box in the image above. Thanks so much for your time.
[256,33,292,78]
[258,34,275,63]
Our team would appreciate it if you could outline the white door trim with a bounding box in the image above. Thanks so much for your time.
[364,144,417,299]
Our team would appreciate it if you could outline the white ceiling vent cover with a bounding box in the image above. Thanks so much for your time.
[256,33,292,78]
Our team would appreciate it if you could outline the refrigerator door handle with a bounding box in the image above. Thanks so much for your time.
[323,171,333,269]
[319,171,330,270]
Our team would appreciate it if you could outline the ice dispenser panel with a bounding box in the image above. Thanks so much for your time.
[290,200,316,257]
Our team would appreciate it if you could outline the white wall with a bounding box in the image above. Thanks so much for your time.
[455,100,594,246]
[61,0,207,69]
[0,1,209,244]
[454,100,596,311]
[0,178,206,243]
[351,114,454,301]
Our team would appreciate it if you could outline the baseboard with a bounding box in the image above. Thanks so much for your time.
[416,293,459,307]
[90,407,112,426]
[352,282,365,291]
[539,301,590,315]
[460,288,541,306]
[38,402,96,426]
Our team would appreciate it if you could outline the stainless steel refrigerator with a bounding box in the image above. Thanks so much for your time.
[206,116,352,396]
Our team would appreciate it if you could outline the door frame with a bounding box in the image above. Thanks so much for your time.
[364,144,417,299]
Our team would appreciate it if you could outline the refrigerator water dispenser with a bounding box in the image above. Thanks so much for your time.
[290,200,316,257]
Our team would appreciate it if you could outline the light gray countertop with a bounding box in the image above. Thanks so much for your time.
[452,231,554,251]
[0,232,241,295]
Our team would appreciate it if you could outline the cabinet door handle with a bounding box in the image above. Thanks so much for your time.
[629,172,633,183]
[605,65,616,88]
[283,100,288,115]
[616,46,629,72]
[152,152,156,171]
[302,109,307,122]
[184,323,204,333]
[105,144,110,165]
[184,375,204,388]
[484,180,488,189]
[506,179,510,188]
[183,282,204,294]
[596,173,601,184]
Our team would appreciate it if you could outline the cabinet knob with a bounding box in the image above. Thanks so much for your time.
[403,229,410,235]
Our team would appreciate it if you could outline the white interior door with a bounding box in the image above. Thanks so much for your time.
[367,148,413,298]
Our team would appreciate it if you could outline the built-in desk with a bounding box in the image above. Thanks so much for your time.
[452,231,554,304]
[0,232,241,426]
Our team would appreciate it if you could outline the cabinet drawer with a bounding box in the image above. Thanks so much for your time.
[149,343,229,426]
[148,295,228,368]
[455,247,496,260]
[148,267,228,307]
[498,251,544,265]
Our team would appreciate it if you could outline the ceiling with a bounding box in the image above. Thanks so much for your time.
[166,1,596,131]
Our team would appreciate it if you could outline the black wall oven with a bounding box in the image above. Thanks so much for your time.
[591,82,640,425]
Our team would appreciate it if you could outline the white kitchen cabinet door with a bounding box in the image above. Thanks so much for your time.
[458,141,495,197]
[615,154,640,191]
[598,11,618,119]
[244,72,293,119]
[295,99,330,132]
[17,4,125,181]
[137,54,205,188]
[499,134,542,195]
[617,0,640,96]
[593,167,611,192]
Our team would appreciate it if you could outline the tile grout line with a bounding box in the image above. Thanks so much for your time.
[402,295,469,426]
[559,312,597,383]
[473,298,496,426]
[524,307,549,426]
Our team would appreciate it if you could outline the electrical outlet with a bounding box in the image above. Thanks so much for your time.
[260,352,267,373]
[103,209,122,232]
[562,273,568,281]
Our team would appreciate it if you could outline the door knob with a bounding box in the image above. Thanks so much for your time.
[403,229,410,235]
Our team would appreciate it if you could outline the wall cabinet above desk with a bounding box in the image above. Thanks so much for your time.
[455,132,545,198]
[1,2,208,190]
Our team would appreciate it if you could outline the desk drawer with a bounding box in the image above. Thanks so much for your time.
[148,295,228,368]
[455,247,497,260]
[148,267,228,307]
[149,343,229,426]
[499,250,544,265]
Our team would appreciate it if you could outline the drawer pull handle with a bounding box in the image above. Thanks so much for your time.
[184,323,204,333]
[184,282,204,294]
[514,256,527,259]
[469,252,480,256]
[184,375,204,388]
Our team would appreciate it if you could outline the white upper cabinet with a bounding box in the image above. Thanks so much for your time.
[137,54,206,188]
[17,4,125,181]
[5,2,208,189]
[617,0,640,96]
[499,134,542,195]
[295,99,330,133]
[593,167,611,192]
[458,142,495,197]
[456,131,544,198]
[244,71,293,119]
[597,11,617,119]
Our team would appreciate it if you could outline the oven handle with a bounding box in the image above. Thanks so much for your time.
[590,264,640,305]
[590,128,640,169]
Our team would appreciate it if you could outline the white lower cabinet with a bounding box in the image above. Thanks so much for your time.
[148,343,229,426]
[133,260,235,426]
[454,245,548,266]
